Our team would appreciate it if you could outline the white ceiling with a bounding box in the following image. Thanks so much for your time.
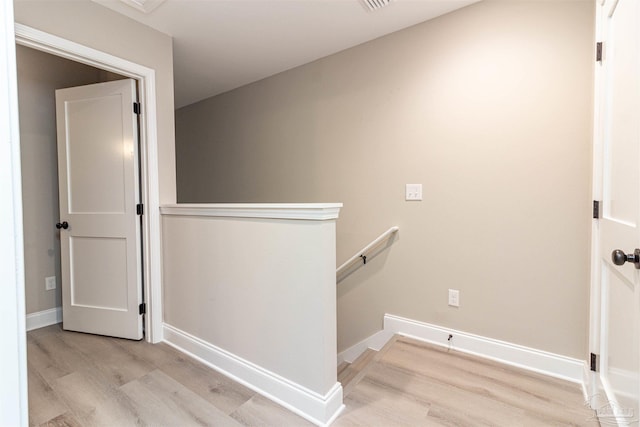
[94,0,479,108]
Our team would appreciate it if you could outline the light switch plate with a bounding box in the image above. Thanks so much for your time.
[45,276,56,291]
[448,289,459,307]
[405,184,422,201]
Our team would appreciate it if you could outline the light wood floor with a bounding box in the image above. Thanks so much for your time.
[28,325,597,426]
[335,336,598,426]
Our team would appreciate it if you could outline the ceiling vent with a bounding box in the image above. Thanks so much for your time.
[360,0,393,12]
[92,0,166,14]
[119,0,166,14]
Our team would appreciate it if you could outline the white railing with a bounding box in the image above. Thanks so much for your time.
[336,226,399,276]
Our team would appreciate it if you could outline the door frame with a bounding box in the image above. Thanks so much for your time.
[15,24,164,343]
[587,0,603,395]
[1,1,28,424]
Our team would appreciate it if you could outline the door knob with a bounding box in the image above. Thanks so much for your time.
[611,249,640,269]
[55,221,69,230]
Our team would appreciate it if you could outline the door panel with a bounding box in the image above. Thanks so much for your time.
[56,79,142,340]
[65,95,128,214]
[605,265,638,411]
[593,0,640,424]
[70,236,129,310]
[604,0,639,226]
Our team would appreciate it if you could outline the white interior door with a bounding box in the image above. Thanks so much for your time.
[591,0,640,424]
[55,79,143,340]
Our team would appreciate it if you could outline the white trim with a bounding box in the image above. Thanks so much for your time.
[588,0,604,380]
[92,0,167,14]
[26,307,62,331]
[160,203,343,221]
[337,329,393,365]
[0,0,28,424]
[163,323,344,426]
[338,314,586,385]
[14,24,164,343]
[385,314,585,383]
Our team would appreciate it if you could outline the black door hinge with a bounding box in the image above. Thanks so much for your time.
[139,303,146,315]
[136,204,144,216]
[593,200,600,219]
[596,42,603,62]
[133,102,141,115]
[590,352,598,372]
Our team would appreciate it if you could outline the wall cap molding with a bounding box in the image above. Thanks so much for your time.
[160,203,342,221]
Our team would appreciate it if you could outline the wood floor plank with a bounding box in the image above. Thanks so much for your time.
[27,327,94,384]
[120,369,243,426]
[159,354,255,415]
[395,337,586,402]
[27,324,61,339]
[51,369,141,426]
[334,377,431,427]
[55,330,155,387]
[28,327,599,426]
[27,364,68,426]
[230,394,314,427]
[383,338,596,424]
[38,412,83,427]
[111,337,184,369]
[340,336,599,426]
[364,361,529,426]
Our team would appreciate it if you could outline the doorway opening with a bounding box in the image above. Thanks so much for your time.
[17,44,138,335]
[15,24,163,343]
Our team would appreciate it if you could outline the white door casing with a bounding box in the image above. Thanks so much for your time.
[590,0,640,424]
[7,22,163,425]
[56,79,143,340]
[15,23,164,343]
[1,0,28,424]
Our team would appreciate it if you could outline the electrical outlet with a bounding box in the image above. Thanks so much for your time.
[405,184,422,201]
[45,276,56,291]
[448,289,459,307]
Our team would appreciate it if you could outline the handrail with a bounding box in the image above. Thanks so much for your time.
[336,226,399,275]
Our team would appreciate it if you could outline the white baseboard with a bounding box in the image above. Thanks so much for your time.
[26,307,62,331]
[337,329,393,365]
[338,313,585,385]
[163,323,344,426]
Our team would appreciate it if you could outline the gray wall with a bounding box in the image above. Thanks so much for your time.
[17,45,125,314]
[175,1,594,358]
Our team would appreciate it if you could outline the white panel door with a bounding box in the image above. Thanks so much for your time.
[592,0,640,424]
[55,79,143,340]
